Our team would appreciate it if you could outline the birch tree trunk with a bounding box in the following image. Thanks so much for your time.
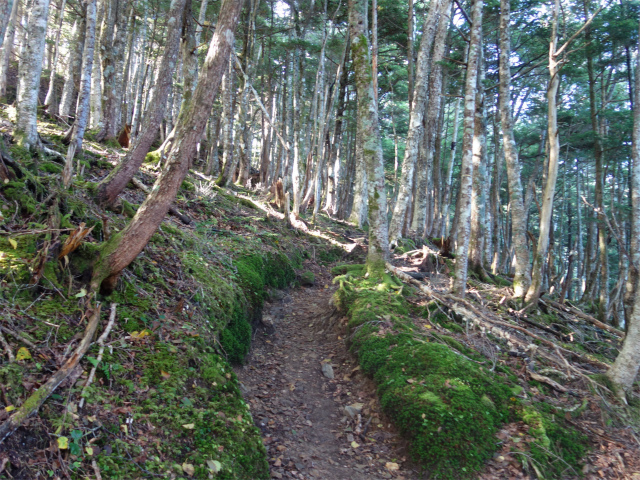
[348,0,389,273]
[387,0,443,246]
[91,0,243,294]
[89,0,104,130]
[14,0,50,150]
[59,18,83,117]
[0,0,13,44]
[450,0,483,297]
[62,0,97,186]
[411,0,452,239]
[44,0,66,111]
[499,0,531,299]
[95,0,187,207]
[0,0,20,97]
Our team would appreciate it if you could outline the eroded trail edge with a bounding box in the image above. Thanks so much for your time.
[235,268,419,480]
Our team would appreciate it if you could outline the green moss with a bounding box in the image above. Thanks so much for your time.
[144,150,162,164]
[334,269,520,479]
[1,180,37,214]
[526,403,589,477]
[317,246,344,264]
[220,303,252,364]
[300,270,315,286]
[181,179,196,192]
[331,263,366,276]
[39,161,63,174]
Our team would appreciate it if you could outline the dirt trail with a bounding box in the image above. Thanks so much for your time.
[235,267,420,480]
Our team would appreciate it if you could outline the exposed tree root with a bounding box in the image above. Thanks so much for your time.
[386,262,610,374]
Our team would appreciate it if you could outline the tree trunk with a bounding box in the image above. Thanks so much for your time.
[14,0,50,150]
[94,0,187,207]
[469,45,487,275]
[43,0,66,112]
[348,0,389,271]
[62,0,97,185]
[59,18,84,117]
[450,0,483,297]
[525,0,561,304]
[89,0,104,130]
[0,0,14,44]
[388,0,444,246]
[91,0,243,295]
[499,0,531,299]
[0,0,19,97]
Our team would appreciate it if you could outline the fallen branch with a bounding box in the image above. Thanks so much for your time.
[528,370,574,395]
[545,299,624,339]
[79,303,117,408]
[0,325,39,350]
[385,262,609,372]
[0,304,102,444]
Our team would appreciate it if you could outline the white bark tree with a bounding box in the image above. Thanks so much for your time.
[450,0,483,297]
[499,0,531,299]
[14,0,50,149]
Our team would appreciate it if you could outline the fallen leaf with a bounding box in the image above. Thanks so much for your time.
[85,446,94,456]
[8,238,17,249]
[182,423,195,429]
[351,441,360,448]
[206,459,222,473]
[160,370,171,379]
[16,347,31,361]
[130,329,151,340]
[75,288,87,298]
[385,462,399,472]
[5,406,15,413]
[57,437,69,450]
[182,462,195,476]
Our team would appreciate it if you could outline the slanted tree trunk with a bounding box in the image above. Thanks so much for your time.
[44,0,66,111]
[94,0,187,207]
[14,0,50,150]
[450,0,483,297]
[91,0,243,295]
[348,0,389,273]
[499,0,531,299]
[387,0,443,246]
[62,0,97,186]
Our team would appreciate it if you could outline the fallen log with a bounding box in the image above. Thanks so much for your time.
[545,299,624,339]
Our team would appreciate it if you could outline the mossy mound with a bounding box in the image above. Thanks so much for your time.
[333,268,588,479]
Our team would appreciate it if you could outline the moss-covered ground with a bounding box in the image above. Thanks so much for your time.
[331,265,592,479]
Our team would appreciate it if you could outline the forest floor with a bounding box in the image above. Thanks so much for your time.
[1,106,640,479]
[235,266,419,480]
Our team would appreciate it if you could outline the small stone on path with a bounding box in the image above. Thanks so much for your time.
[321,363,334,379]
